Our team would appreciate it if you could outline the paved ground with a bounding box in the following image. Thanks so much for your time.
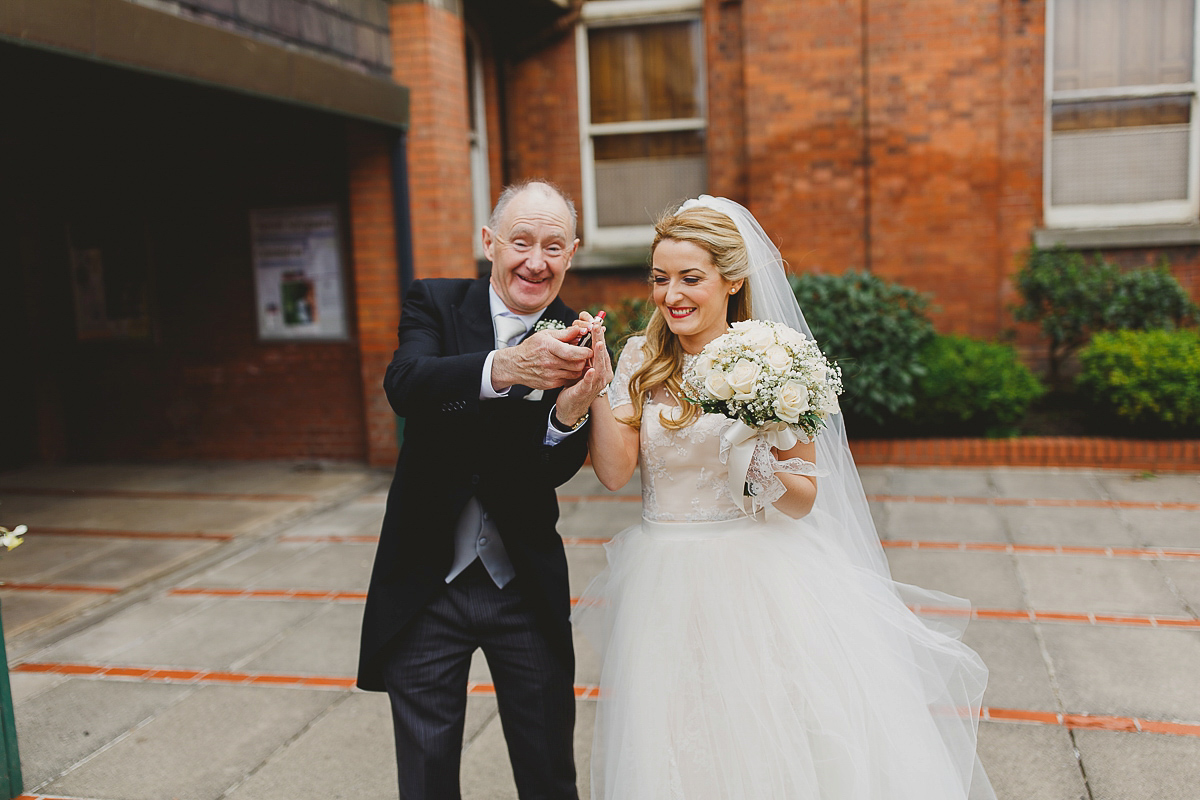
[2,460,1199,800]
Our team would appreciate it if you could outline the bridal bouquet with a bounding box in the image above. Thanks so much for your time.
[683,319,842,440]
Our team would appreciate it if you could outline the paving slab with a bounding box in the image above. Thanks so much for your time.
[989,468,1106,500]
[557,502,642,539]
[881,502,1008,543]
[0,461,379,497]
[1016,554,1187,615]
[224,692,398,800]
[1120,509,1200,549]
[1158,560,1200,612]
[0,535,122,582]
[961,620,1058,712]
[0,590,110,637]
[566,545,610,598]
[975,722,1087,800]
[8,670,67,704]
[284,502,387,538]
[111,597,321,669]
[241,602,364,676]
[1000,505,1138,547]
[886,467,994,498]
[885,551,1026,609]
[854,465,891,495]
[45,684,339,800]
[0,495,302,535]
[17,677,191,790]
[1097,473,1200,504]
[1075,728,1200,800]
[46,537,221,586]
[239,542,376,591]
[29,595,204,664]
[179,539,319,588]
[1040,625,1200,720]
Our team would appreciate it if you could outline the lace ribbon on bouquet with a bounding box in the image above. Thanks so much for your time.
[720,420,828,515]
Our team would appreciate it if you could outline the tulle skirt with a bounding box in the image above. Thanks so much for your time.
[572,511,996,800]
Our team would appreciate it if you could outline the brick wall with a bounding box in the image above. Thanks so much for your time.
[389,2,477,280]
[500,30,585,238]
[347,122,402,467]
[741,0,869,279]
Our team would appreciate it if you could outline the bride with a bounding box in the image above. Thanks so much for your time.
[573,196,996,799]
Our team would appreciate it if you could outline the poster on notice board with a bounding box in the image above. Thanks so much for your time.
[250,206,348,341]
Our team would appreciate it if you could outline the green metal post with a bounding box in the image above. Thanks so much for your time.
[0,600,22,800]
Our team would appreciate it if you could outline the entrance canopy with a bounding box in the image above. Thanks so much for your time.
[0,0,408,130]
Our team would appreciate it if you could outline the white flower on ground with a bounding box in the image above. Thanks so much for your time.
[0,524,26,551]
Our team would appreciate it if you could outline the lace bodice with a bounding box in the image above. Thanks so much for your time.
[609,336,819,522]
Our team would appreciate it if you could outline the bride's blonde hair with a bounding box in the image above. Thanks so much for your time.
[620,206,755,430]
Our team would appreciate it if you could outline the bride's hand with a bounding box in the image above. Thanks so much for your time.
[554,315,612,426]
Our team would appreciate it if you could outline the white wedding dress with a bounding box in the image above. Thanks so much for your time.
[573,336,995,800]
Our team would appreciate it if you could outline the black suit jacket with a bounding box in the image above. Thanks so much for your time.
[357,277,590,691]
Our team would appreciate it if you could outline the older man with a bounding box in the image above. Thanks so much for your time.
[358,180,608,799]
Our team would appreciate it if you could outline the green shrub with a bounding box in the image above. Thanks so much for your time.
[587,296,653,359]
[1077,329,1200,430]
[912,335,1046,436]
[1013,247,1198,387]
[789,269,935,426]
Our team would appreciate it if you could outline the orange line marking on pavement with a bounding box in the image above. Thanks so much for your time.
[17,662,1200,738]
[279,535,381,543]
[29,527,234,541]
[882,540,1200,561]
[0,583,121,594]
[160,587,1200,630]
[168,587,368,601]
[0,486,317,502]
[866,493,1200,512]
[556,495,642,503]
[12,662,357,689]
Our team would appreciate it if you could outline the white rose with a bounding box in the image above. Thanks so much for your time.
[740,325,774,353]
[819,386,840,414]
[691,353,714,378]
[727,358,761,399]
[704,369,735,401]
[764,344,792,371]
[778,326,807,348]
[774,380,810,423]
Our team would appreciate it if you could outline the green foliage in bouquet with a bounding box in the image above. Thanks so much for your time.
[1013,247,1198,387]
[788,269,934,426]
[911,335,1045,436]
[1077,329,1200,430]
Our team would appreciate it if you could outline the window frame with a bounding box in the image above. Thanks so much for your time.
[1043,0,1200,229]
[576,0,707,250]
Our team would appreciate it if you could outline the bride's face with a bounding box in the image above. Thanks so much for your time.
[651,238,742,351]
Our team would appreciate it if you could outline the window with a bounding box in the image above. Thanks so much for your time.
[1046,0,1198,228]
[578,0,706,248]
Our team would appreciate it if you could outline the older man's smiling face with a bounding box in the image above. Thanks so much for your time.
[484,185,579,315]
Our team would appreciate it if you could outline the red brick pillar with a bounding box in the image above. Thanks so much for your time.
[389,1,475,280]
[347,122,402,467]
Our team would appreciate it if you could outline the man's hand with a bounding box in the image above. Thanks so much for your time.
[555,312,614,427]
[490,325,592,392]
